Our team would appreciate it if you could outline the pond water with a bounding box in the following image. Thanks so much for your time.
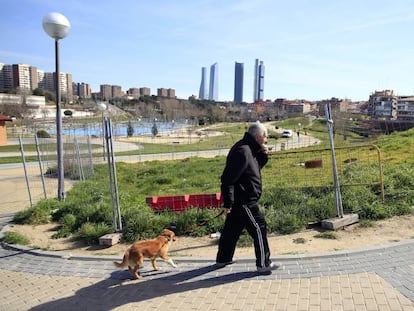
[48,120,191,137]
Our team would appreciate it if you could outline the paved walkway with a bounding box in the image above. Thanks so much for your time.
[1,222,414,310]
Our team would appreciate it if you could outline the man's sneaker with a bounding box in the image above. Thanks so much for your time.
[214,260,235,268]
[257,262,281,274]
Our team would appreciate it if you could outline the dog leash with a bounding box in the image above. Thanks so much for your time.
[184,208,226,234]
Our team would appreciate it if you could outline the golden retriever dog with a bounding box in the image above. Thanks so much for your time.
[113,228,177,279]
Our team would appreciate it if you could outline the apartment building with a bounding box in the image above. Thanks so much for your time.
[73,82,92,99]
[111,85,122,98]
[274,98,314,117]
[100,84,112,100]
[0,63,73,102]
[157,88,175,98]
[396,96,414,121]
[318,98,350,116]
[368,90,398,120]
[0,63,13,90]
[140,87,151,96]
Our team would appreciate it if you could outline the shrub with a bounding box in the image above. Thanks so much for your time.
[274,213,304,234]
[359,219,375,228]
[358,201,390,220]
[76,222,112,245]
[2,231,30,245]
[173,208,224,237]
[63,110,73,116]
[36,130,51,138]
[122,207,167,242]
[52,213,77,239]
[13,199,59,225]
[52,202,112,232]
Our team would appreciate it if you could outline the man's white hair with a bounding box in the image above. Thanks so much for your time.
[248,121,267,137]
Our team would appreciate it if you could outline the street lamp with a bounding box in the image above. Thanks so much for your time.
[97,102,107,160]
[42,12,71,201]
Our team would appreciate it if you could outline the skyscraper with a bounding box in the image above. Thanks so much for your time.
[198,67,208,100]
[253,59,265,102]
[234,62,244,104]
[209,62,218,101]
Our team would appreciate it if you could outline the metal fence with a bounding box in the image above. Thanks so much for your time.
[0,135,94,212]
[269,144,384,199]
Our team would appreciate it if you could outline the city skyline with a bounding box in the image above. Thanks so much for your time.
[3,1,414,102]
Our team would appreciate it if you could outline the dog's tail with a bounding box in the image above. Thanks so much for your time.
[113,256,128,269]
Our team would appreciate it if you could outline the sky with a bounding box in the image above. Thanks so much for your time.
[2,0,414,102]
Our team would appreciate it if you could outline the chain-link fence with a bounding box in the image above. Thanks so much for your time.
[0,135,95,212]
[269,144,384,199]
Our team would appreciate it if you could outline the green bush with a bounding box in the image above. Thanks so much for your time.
[13,199,59,225]
[270,212,304,234]
[52,201,112,231]
[36,130,51,138]
[122,207,168,242]
[358,201,390,220]
[63,110,73,117]
[173,208,224,237]
[359,219,375,228]
[76,222,112,245]
[2,231,30,245]
[52,213,77,239]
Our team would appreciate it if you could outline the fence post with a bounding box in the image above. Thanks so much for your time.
[19,136,33,207]
[325,104,344,218]
[104,118,122,232]
[34,135,47,199]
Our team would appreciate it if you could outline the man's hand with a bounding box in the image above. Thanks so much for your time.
[261,144,269,154]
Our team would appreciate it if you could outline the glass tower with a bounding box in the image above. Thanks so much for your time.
[253,59,265,102]
[198,67,208,100]
[209,62,218,101]
[234,62,244,104]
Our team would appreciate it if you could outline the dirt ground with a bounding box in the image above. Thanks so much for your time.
[7,214,414,259]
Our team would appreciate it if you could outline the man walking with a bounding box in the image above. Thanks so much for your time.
[216,122,280,274]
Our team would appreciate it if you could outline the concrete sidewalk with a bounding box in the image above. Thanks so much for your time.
[1,235,414,310]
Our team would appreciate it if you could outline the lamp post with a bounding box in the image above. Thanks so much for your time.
[97,102,107,160]
[42,12,71,201]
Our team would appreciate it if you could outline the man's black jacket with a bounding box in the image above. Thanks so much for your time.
[220,132,268,208]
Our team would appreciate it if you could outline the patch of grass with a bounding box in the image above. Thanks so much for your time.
[13,199,59,225]
[314,231,338,240]
[237,232,254,247]
[293,237,307,244]
[2,231,30,245]
[76,222,112,245]
[359,219,375,228]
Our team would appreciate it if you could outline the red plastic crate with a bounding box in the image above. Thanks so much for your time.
[146,193,223,212]
[146,194,190,212]
[188,193,222,209]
